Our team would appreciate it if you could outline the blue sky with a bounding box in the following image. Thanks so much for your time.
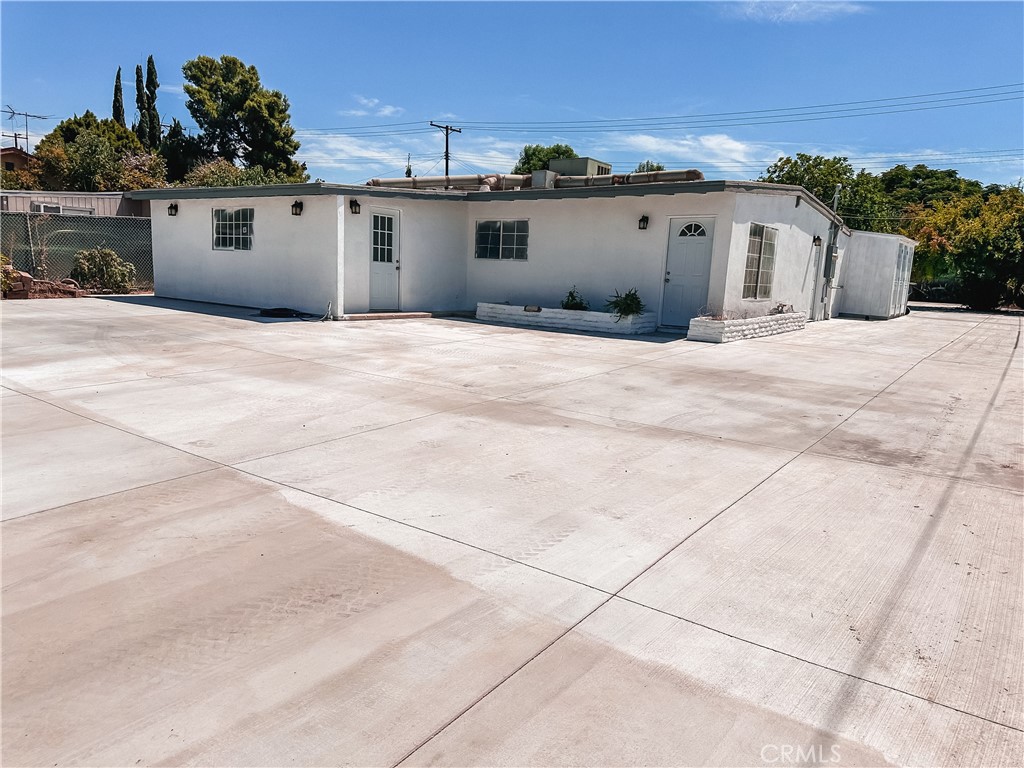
[2,1,1022,185]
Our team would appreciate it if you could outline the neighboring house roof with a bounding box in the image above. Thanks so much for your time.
[125,178,851,230]
[1,146,34,161]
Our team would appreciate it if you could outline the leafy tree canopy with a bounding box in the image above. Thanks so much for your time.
[512,143,577,174]
[634,160,666,173]
[903,186,1024,309]
[760,153,854,204]
[182,55,307,182]
[37,111,143,157]
[159,118,212,183]
[879,163,985,209]
[181,158,292,187]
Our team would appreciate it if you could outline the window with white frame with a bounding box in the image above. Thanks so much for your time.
[475,219,529,260]
[372,213,394,262]
[212,208,254,250]
[742,223,777,299]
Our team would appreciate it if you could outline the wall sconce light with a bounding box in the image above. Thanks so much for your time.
[795,195,802,207]
[349,198,361,214]
[812,235,823,247]
[638,215,650,231]
[291,200,303,216]
[167,203,178,216]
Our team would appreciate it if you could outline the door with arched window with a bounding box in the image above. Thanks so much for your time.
[662,219,714,327]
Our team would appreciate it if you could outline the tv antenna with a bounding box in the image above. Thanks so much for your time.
[4,106,52,150]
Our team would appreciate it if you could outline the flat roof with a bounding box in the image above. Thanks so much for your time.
[125,179,852,230]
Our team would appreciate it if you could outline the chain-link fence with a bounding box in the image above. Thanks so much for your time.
[0,212,153,289]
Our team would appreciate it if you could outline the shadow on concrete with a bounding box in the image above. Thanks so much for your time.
[440,315,687,344]
[95,295,325,324]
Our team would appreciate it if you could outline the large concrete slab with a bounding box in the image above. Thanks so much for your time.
[1,391,216,519]
[2,469,603,767]
[238,400,795,592]
[2,297,1021,767]
[405,599,1022,767]
[621,455,1023,729]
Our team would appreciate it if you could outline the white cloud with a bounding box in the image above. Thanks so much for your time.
[726,1,867,23]
[295,130,521,182]
[598,132,785,176]
[340,95,405,118]
[161,83,187,100]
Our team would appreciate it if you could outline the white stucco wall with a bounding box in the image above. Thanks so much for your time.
[838,231,915,319]
[725,192,843,319]
[151,194,341,316]
[342,196,468,313]
[464,191,736,324]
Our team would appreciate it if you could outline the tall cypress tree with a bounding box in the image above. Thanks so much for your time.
[134,64,150,149]
[145,55,161,146]
[112,67,126,127]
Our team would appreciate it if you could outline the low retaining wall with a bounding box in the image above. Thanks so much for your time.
[687,311,806,343]
[477,303,657,334]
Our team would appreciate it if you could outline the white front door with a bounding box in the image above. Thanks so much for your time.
[662,219,714,327]
[369,211,400,310]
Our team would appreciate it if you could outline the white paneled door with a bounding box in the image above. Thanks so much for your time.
[369,211,400,310]
[662,219,714,327]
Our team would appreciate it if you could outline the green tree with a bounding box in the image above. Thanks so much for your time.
[634,160,665,173]
[760,153,902,233]
[119,152,169,190]
[134,64,150,149]
[760,153,854,205]
[64,131,122,192]
[159,118,211,183]
[880,164,984,209]
[146,55,161,146]
[38,111,142,157]
[182,55,306,181]
[181,157,291,187]
[904,187,1024,309]
[511,143,577,174]
[112,67,126,127]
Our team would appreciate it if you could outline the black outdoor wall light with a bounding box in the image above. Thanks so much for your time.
[291,200,304,216]
[638,215,650,230]
[812,235,823,247]
[167,203,178,216]
[349,198,361,214]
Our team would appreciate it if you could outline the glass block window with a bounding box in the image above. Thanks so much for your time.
[212,208,254,250]
[742,223,777,299]
[373,213,394,263]
[475,220,529,260]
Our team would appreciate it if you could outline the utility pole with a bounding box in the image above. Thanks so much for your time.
[4,106,51,151]
[429,122,461,178]
[2,131,27,149]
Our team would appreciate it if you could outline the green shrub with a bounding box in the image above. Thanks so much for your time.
[560,285,590,311]
[70,247,136,294]
[605,287,646,320]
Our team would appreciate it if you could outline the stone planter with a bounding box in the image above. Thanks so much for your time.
[687,311,806,343]
[476,302,657,334]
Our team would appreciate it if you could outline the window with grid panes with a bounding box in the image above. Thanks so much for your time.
[212,208,254,250]
[372,214,394,262]
[475,220,529,260]
[742,223,777,299]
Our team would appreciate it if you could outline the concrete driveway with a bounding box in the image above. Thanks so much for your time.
[2,297,1021,767]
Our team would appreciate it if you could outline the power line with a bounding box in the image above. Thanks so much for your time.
[293,83,1022,136]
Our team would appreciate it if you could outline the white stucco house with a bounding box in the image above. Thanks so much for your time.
[127,167,913,329]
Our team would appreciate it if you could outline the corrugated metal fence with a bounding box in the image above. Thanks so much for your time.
[0,212,153,288]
